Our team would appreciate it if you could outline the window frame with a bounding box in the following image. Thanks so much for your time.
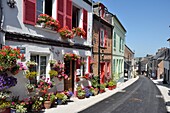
[100,28,105,47]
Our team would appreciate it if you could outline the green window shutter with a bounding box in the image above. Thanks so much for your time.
[114,32,116,48]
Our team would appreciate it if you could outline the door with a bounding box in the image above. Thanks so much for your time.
[100,62,105,84]
[64,59,75,92]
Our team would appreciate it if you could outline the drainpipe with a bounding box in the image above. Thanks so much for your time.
[0,0,5,47]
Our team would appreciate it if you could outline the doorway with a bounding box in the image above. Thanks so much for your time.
[64,59,75,92]
[100,62,105,84]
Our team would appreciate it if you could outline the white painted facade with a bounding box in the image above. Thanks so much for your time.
[1,0,93,98]
[112,15,126,82]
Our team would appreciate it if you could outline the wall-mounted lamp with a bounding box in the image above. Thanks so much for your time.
[101,53,104,61]
[7,0,16,8]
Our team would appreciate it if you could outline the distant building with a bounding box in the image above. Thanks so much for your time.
[124,45,135,80]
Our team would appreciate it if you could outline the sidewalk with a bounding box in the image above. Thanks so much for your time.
[152,78,170,112]
[45,76,139,113]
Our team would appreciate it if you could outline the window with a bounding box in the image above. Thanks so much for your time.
[72,6,80,28]
[23,0,36,25]
[36,0,52,18]
[30,55,47,77]
[119,38,122,52]
[57,0,72,29]
[100,29,105,47]
[114,32,116,48]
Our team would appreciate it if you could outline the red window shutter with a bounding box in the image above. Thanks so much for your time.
[83,9,88,39]
[104,30,108,47]
[88,56,91,73]
[66,0,72,29]
[23,0,36,25]
[57,0,64,28]
[76,59,81,69]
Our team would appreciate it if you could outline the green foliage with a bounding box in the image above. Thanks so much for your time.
[77,87,85,97]
[100,84,105,90]
[90,75,99,88]
[108,80,117,86]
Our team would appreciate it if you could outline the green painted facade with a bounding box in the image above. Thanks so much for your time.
[112,15,126,83]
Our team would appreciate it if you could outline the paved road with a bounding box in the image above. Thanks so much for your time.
[79,76,167,113]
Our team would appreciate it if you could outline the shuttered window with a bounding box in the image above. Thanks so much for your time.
[57,0,72,29]
[23,0,36,25]
[83,9,88,39]
[104,30,107,48]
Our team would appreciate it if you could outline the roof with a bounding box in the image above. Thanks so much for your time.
[125,44,134,54]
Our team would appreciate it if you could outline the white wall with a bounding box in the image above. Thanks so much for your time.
[2,0,92,46]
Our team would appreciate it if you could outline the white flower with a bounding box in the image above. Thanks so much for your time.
[39,97,43,101]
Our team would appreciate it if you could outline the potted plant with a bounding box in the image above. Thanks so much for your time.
[45,18,60,31]
[0,101,10,113]
[56,93,68,105]
[108,80,117,90]
[10,64,20,75]
[0,46,23,72]
[72,27,86,38]
[76,87,85,99]
[99,84,105,93]
[58,26,74,39]
[43,93,55,109]
[31,96,43,112]
[25,70,38,80]
[0,91,11,100]
[84,88,91,98]
[26,61,37,68]
[49,59,56,67]
[15,102,27,113]
[26,83,35,93]
[49,70,58,79]
[37,14,50,27]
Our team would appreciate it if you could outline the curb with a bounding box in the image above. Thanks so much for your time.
[46,76,139,113]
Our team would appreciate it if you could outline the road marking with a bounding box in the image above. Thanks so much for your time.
[156,95,163,98]
[118,90,126,93]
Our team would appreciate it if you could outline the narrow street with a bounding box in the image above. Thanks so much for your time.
[79,75,167,113]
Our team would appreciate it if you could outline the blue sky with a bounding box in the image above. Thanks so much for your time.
[93,0,170,57]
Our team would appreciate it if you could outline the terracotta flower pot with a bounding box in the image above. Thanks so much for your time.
[44,101,51,109]
[100,89,105,93]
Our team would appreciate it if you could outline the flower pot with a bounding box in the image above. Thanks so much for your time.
[27,88,34,93]
[56,99,63,105]
[77,95,85,99]
[10,108,16,113]
[100,89,105,93]
[11,70,19,75]
[44,101,51,109]
[108,86,114,90]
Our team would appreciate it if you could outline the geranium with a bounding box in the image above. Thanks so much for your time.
[64,53,80,61]
[26,61,37,67]
[0,46,23,72]
[37,77,53,93]
[45,18,60,31]
[72,27,86,38]
[58,26,74,39]
[37,14,50,24]
[52,61,68,80]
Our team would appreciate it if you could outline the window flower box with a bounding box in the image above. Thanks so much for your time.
[36,14,60,32]
[59,26,74,39]
[72,27,86,38]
